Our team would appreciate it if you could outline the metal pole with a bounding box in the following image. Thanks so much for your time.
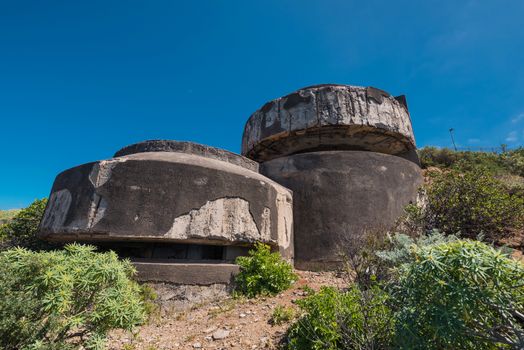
[449,128,457,151]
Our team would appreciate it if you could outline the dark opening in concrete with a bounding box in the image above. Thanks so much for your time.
[95,241,251,262]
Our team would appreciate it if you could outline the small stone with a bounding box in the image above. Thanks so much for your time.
[193,343,202,348]
[212,329,230,340]
[239,313,246,318]
[204,326,217,334]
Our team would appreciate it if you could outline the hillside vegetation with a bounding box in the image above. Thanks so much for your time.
[0,198,51,250]
[1,147,524,349]
[419,146,524,192]
[415,147,524,248]
[0,209,20,225]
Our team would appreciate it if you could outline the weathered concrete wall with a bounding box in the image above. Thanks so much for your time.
[115,140,259,172]
[260,150,423,270]
[39,142,293,260]
[242,84,417,162]
[134,261,239,285]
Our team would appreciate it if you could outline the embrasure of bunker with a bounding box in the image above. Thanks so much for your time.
[242,84,416,162]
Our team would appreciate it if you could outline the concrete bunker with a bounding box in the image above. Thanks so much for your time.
[39,140,293,284]
[242,84,423,269]
[39,82,423,282]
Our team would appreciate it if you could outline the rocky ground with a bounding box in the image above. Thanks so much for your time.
[108,271,346,350]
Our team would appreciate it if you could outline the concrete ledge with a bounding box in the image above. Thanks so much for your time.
[133,261,240,285]
[114,140,259,172]
[242,84,416,162]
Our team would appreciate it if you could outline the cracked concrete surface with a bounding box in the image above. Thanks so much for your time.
[167,198,272,243]
[242,84,417,162]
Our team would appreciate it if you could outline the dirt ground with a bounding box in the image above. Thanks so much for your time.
[108,271,346,350]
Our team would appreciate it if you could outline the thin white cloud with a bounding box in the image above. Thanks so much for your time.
[511,113,524,124]
[506,131,518,143]
[467,138,480,144]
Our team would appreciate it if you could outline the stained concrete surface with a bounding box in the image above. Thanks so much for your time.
[242,84,417,162]
[39,146,294,260]
[260,150,423,269]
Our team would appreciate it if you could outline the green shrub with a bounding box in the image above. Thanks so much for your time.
[376,230,457,269]
[339,229,392,287]
[234,243,297,298]
[419,147,464,168]
[270,305,295,325]
[501,148,524,177]
[139,283,159,322]
[423,168,524,240]
[392,240,524,349]
[287,285,394,350]
[0,244,145,350]
[0,198,50,250]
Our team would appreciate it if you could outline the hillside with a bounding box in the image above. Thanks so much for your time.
[0,209,19,225]
[108,271,346,350]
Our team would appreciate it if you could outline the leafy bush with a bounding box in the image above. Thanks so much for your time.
[0,244,145,350]
[338,229,391,287]
[423,168,524,240]
[501,148,524,177]
[234,243,297,298]
[139,283,159,322]
[270,305,295,325]
[376,230,457,269]
[287,285,394,350]
[0,198,50,250]
[392,240,524,349]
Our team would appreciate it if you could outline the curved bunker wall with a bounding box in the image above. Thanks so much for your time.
[260,151,422,269]
[243,84,422,270]
[39,141,294,282]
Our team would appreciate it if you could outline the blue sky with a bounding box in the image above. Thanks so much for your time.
[1,0,524,209]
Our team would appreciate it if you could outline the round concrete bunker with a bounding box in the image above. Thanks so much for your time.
[242,84,423,269]
[39,140,294,283]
